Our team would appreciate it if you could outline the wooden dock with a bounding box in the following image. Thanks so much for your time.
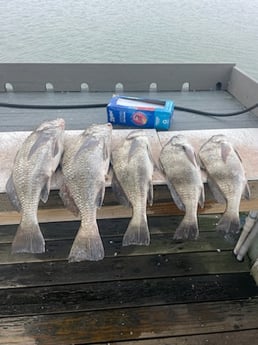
[0,63,258,344]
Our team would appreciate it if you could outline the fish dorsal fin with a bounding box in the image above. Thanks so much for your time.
[183,144,197,167]
[221,142,231,163]
[28,132,51,159]
[5,174,21,211]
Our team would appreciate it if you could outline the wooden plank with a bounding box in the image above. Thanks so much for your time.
[96,329,258,345]
[0,298,258,345]
[0,273,256,317]
[0,231,235,265]
[1,128,258,224]
[0,215,220,243]
[1,197,257,225]
[2,127,258,193]
[0,252,249,289]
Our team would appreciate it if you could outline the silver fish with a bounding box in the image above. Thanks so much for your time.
[60,123,112,262]
[111,130,154,246]
[198,134,250,241]
[6,118,65,253]
[159,134,204,240]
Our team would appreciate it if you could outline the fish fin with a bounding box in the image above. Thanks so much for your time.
[102,139,110,161]
[74,137,99,161]
[196,154,204,169]
[221,142,231,163]
[5,175,21,212]
[242,182,251,200]
[166,180,185,211]
[146,142,156,168]
[147,180,153,206]
[173,218,199,241]
[111,170,131,207]
[234,148,243,162]
[28,132,51,159]
[207,176,226,204]
[123,215,150,246]
[12,222,45,254]
[216,212,240,243]
[96,182,106,208]
[183,145,197,167]
[40,178,51,203]
[128,139,139,162]
[68,223,104,262]
[198,185,205,208]
[59,182,79,216]
[53,139,61,157]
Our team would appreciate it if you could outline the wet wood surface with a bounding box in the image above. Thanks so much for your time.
[0,216,257,344]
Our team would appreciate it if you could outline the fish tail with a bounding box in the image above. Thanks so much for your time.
[173,217,199,241]
[68,222,104,262]
[12,221,45,254]
[122,214,150,246]
[216,211,240,243]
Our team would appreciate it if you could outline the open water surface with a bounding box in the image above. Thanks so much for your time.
[0,0,257,79]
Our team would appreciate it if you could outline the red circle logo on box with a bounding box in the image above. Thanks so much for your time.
[132,112,147,126]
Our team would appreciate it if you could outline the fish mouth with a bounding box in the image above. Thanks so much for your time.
[56,118,65,129]
[36,118,65,131]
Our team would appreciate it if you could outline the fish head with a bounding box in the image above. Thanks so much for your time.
[126,129,146,140]
[167,134,188,147]
[36,118,65,132]
[208,134,228,145]
[84,123,112,138]
[125,130,150,150]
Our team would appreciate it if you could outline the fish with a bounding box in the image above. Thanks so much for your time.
[111,130,154,246]
[60,123,112,262]
[159,134,204,240]
[198,134,250,242]
[6,118,65,253]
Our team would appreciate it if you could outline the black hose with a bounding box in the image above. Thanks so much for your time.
[0,101,257,116]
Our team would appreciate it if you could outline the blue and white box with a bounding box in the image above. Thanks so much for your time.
[107,95,174,131]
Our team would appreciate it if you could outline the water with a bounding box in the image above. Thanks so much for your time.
[0,0,258,80]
